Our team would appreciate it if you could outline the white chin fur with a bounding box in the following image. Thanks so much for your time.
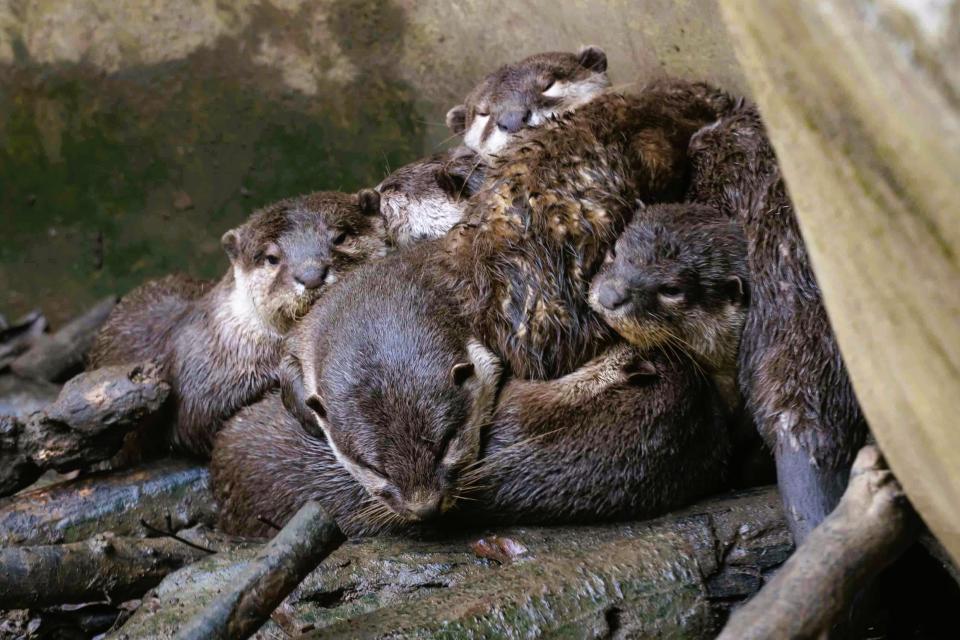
[478,128,512,159]
[463,114,490,151]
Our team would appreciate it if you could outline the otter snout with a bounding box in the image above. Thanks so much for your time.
[497,109,531,134]
[403,494,443,521]
[294,265,329,290]
[595,279,630,311]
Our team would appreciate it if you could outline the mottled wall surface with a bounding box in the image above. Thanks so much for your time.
[0,0,746,324]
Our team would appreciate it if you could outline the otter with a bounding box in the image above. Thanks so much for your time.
[442,80,726,380]
[88,189,387,457]
[589,202,749,410]
[212,342,729,536]
[376,146,486,247]
[685,100,867,543]
[446,46,611,161]
[278,243,503,524]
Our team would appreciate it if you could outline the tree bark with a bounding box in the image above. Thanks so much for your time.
[10,296,116,383]
[718,446,918,639]
[0,526,242,609]
[174,500,345,640]
[0,361,169,496]
[0,459,215,546]
[113,487,793,639]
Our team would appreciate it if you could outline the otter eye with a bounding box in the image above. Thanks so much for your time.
[265,254,280,266]
[475,107,490,118]
[331,232,348,246]
[658,285,684,300]
[541,78,556,93]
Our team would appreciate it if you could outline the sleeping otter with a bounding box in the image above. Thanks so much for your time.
[376,146,486,247]
[213,344,729,536]
[445,46,611,161]
[88,189,388,457]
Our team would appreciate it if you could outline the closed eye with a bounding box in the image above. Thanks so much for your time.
[658,285,685,301]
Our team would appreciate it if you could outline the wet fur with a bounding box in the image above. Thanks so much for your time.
[448,47,611,160]
[377,146,487,247]
[686,99,867,542]
[589,202,749,410]
[212,344,729,536]
[88,190,388,458]
[442,81,725,379]
[280,243,502,522]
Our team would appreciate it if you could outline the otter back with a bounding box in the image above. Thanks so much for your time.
[444,82,723,379]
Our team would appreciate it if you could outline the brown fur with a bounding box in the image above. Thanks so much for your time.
[446,46,610,160]
[589,202,749,410]
[440,81,725,380]
[376,146,486,247]
[88,189,387,458]
[212,343,729,536]
[686,99,867,542]
[278,243,503,524]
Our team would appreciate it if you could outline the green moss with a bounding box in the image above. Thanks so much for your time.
[0,2,424,324]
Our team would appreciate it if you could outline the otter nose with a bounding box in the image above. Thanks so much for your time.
[294,265,328,290]
[496,109,531,134]
[406,497,442,521]
[596,280,630,311]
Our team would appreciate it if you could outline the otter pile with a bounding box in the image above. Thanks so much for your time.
[1,45,947,640]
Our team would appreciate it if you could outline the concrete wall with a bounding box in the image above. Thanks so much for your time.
[0,0,747,324]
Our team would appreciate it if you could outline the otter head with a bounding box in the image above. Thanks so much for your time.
[589,203,748,375]
[446,46,610,160]
[376,147,486,246]
[221,189,385,333]
[283,332,502,524]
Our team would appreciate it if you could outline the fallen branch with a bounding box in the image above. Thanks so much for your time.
[0,526,237,609]
[0,459,215,546]
[0,361,169,496]
[0,373,60,419]
[717,445,919,639]
[174,500,345,640]
[10,296,116,382]
[0,311,47,370]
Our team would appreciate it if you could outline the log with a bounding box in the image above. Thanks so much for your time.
[0,373,60,419]
[174,501,345,640]
[718,446,918,639]
[112,487,793,639]
[719,0,960,563]
[0,311,47,370]
[10,296,116,382]
[0,459,215,546]
[0,361,169,496]
[0,526,243,609]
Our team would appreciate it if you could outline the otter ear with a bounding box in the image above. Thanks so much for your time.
[624,359,659,385]
[577,45,607,73]
[221,229,242,263]
[451,362,475,387]
[279,354,325,437]
[446,105,467,135]
[357,188,381,215]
